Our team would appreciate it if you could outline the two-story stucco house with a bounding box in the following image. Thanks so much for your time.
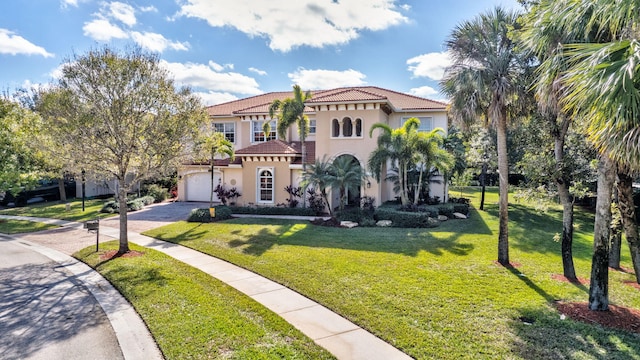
[176,86,448,210]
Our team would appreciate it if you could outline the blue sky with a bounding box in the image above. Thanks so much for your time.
[0,0,522,105]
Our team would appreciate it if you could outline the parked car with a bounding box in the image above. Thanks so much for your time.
[0,179,76,207]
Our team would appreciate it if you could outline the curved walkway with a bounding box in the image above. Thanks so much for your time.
[1,204,411,360]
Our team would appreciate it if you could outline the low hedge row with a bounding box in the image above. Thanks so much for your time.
[228,206,316,217]
[373,208,440,228]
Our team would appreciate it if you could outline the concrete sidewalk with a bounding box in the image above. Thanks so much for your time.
[1,211,411,360]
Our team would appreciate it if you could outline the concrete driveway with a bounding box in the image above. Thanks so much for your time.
[0,238,123,360]
[99,201,206,233]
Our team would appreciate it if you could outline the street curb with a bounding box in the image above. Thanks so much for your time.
[1,234,163,360]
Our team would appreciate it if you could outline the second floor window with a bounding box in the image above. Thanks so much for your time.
[402,117,433,132]
[309,119,316,134]
[253,120,277,142]
[213,122,235,143]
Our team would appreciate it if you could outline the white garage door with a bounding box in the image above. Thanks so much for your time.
[185,172,220,202]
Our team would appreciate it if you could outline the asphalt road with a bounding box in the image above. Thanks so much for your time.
[0,237,124,360]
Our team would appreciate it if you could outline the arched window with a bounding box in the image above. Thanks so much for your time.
[258,169,274,202]
[343,117,353,137]
[355,118,362,137]
[332,119,340,137]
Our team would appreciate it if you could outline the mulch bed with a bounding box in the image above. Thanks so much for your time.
[99,250,145,261]
[555,301,640,334]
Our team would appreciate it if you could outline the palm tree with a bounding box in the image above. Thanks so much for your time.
[269,85,312,172]
[301,155,334,216]
[195,128,234,208]
[329,155,365,211]
[441,6,525,266]
[412,128,455,205]
[368,118,421,206]
[518,0,581,281]
[527,0,640,309]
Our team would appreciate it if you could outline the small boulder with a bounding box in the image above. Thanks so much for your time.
[376,220,392,227]
[437,215,448,221]
[340,221,359,228]
[452,212,467,219]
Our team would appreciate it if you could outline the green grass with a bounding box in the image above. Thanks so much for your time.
[0,219,59,234]
[143,187,640,359]
[0,198,113,222]
[74,242,334,360]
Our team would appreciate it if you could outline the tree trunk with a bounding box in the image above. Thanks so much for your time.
[301,140,307,208]
[57,177,67,203]
[117,179,130,254]
[480,163,487,211]
[210,158,215,209]
[588,154,614,311]
[617,170,640,283]
[415,167,424,205]
[553,121,577,280]
[609,186,622,269]
[496,112,509,265]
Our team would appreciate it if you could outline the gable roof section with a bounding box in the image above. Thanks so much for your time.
[236,139,299,156]
[207,86,446,117]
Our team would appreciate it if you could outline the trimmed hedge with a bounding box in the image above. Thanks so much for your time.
[374,208,439,228]
[187,206,233,223]
[144,184,169,203]
[100,197,147,213]
[228,206,316,216]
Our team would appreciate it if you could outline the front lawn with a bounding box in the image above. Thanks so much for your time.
[143,188,640,359]
[0,219,59,234]
[0,198,112,222]
[74,242,334,360]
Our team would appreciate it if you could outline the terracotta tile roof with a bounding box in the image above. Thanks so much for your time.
[235,140,316,165]
[206,86,446,117]
[236,139,300,156]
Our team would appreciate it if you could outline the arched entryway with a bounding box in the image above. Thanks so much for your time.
[330,154,362,211]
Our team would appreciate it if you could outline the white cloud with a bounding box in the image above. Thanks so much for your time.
[139,5,158,13]
[0,29,54,57]
[160,60,262,96]
[288,68,366,89]
[83,19,129,41]
[61,0,78,7]
[249,67,267,76]
[130,31,189,52]
[178,0,408,52]
[108,2,137,27]
[409,86,438,98]
[407,51,451,81]
[195,91,239,106]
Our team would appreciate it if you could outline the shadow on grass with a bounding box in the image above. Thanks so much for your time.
[498,262,639,359]
[510,305,640,359]
[171,208,494,257]
[484,203,594,260]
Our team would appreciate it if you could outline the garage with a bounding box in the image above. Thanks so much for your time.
[184,171,220,203]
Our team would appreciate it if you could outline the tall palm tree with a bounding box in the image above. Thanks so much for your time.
[528,0,640,309]
[368,118,421,206]
[441,6,525,266]
[195,128,234,208]
[518,0,581,281]
[269,85,312,172]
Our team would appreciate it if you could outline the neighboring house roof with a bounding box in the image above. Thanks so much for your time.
[207,86,447,117]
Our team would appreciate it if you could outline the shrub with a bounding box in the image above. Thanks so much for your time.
[374,208,439,228]
[307,189,326,215]
[144,184,169,203]
[359,218,377,227]
[187,206,233,223]
[214,184,241,205]
[100,200,118,213]
[139,195,155,206]
[452,203,470,215]
[436,204,454,218]
[127,198,145,211]
[284,185,303,208]
[360,196,376,212]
